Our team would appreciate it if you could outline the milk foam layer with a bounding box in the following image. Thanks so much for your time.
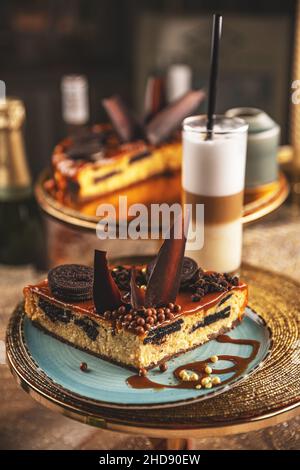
[182,131,247,197]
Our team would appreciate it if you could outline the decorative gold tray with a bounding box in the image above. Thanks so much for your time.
[6,264,300,438]
[35,170,289,231]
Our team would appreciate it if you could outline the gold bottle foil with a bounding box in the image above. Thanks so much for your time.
[0,98,32,200]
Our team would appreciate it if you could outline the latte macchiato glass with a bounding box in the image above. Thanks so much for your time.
[182,115,248,273]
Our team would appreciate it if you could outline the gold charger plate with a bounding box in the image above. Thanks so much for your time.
[6,264,300,438]
[35,170,289,231]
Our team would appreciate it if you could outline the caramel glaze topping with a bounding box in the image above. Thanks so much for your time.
[127,335,260,390]
[24,265,247,339]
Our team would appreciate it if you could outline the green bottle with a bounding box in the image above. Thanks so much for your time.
[0,98,44,266]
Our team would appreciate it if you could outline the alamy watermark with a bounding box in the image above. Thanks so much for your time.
[95,196,204,251]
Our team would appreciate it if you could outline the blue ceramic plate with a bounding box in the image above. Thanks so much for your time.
[23,307,272,409]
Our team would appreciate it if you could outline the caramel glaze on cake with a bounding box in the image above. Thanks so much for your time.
[23,266,248,371]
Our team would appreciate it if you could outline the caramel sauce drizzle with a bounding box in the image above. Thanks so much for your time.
[127,335,260,390]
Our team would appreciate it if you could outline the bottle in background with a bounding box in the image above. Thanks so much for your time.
[61,75,90,136]
[0,98,44,266]
[166,64,192,103]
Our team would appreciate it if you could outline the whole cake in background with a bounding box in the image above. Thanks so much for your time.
[23,217,248,372]
[50,88,205,204]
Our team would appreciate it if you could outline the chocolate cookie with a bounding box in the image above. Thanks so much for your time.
[48,264,93,302]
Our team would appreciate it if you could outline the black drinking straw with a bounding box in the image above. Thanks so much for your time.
[206,13,223,138]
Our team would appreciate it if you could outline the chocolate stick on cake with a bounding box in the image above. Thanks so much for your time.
[23,217,247,371]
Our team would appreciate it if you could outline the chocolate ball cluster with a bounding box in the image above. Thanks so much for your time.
[103,303,182,336]
[111,265,147,291]
[186,271,239,302]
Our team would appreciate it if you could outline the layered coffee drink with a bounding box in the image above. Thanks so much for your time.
[182,116,248,273]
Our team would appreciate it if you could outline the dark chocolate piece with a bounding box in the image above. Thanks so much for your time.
[190,306,231,333]
[102,95,143,143]
[66,140,104,161]
[146,256,198,287]
[129,150,151,164]
[74,316,99,341]
[218,293,232,306]
[144,75,166,123]
[180,257,199,284]
[145,215,189,307]
[48,264,93,302]
[38,298,73,324]
[93,250,122,314]
[187,271,239,302]
[145,89,205,145]
[143,319,183,345]
[130,267,145,308]
[93,170,122,184]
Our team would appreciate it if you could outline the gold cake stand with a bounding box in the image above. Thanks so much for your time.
[35,170,289,231]
[6,264,300,443]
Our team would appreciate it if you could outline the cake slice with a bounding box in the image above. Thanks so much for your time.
[23,271,247,371]
[52,128,182,203]
[51,90,205,204]
[23,218,247,372]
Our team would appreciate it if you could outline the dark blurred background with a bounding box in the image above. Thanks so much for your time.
[0,0,296,179]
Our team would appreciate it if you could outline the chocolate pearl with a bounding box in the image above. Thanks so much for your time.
[136,326,145,335]
[158,308,164,315]
[112,310,119,319]
[158,313,165,322]
[145,308,153,316]
[130,320,137,329]
[167,303,174,310]
[159,362,168,372]
[166,311,174,320]
[137,317,145,326]
[139,368,147,377]
[80,362,88,372]
[146,316,154,325]
[118,305,126,314]
[191,294,201,302]
[103,311,111,320]
[164,308,171,315]
[145,323,151,331]
[174,304,181,312]
[152,308,157,315]
[124,313,132,322]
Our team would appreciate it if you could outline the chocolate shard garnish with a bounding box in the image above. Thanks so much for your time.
[144,75,166,123]
[145,214,189,307]
[145,89,205,145]
[102,95,143,143]
[93,250,122,313]
[130,267,145,308]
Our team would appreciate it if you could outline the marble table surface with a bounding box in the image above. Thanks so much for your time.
[0,204,299,450]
